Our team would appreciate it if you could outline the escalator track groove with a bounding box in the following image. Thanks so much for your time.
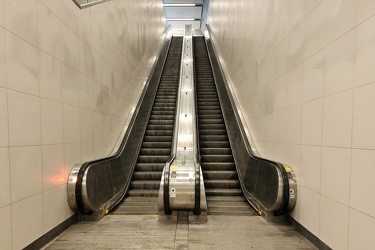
[111,37,183,215]
[194,36,255,216]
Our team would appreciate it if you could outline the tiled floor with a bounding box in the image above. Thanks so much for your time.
[43,215,317,249]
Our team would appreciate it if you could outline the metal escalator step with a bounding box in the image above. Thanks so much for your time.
[142,141,172,148]
[136,163,165,171]
[206,196,246,202]
[205,188,243,196]
[140,148,171,156]
[148,120,174,125]
[200,148,232,155]
[198,123,225,130]
[145,130,173,136]
[151,111,175,116]
[112,206,158,215]
[199,129,227,136]
[137,155,170,163]
[123,196,158,202]
[198,117,224,123]
[132,171,163,180]
[200,155,234,162]
[201,162,235,170]
[127,189,159,197]
[200,140,230,148]
[143,135,173,142]
[199,135,228,141]
[130,180,160,189]
[204,179,240,189]
[203,170,238,179]
[147,124,174,130]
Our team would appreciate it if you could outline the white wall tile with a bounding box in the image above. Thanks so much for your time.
[0,0,4,28]
[301,99,323,145]
[60,0,78,33]
[0,148,10,207]
[80,75,94,111]
[298,186,320,236]
[348,209,375,250]
[276,38,289,78]
[288,22,305,70]
[350,149,375,217]
[61,23,78,69]
[81,142,94,162]
[321,147,351,205]
[300,145,321,192]
[39,0,60,17]
[286,64,303,107]
[43,185,66,232]
[80,109,94,143]
[42,144,65,191]
[286,105,302,144]
[93,112,104,142]
[325,0,356,44]
[324,30,355,96]
[305,0,322,15]
[64,143,81,176]
[63,104,81,144]
[0,206,12,250]
[355,15,375,87]
[303,50,324,102]
[356,0,375,25]
[10,146,42,203]
[322,91,353,148]
[41,99,64,145]
[320,196,349,250]
[285,144,301,180]
[62,64,80,106]
[303,2,326,59]
[276,1,289,44]
[8,90,41,146]
[0,88,8,147]
[353,83,375,149]
[4,0,38,46]
[39,50,62,102]
[11,194,43,250]
[38,2,61,60]
[5,31,39,96]
[289,0,305,31]
[0,27,5,88]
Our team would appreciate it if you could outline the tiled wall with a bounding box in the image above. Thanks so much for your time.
[0,0,166,249]
[208,0,375,249]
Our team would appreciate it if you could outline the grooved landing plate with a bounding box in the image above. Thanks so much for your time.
[43,215,317,249]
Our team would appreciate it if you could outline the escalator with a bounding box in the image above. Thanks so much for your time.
[111,36,183,215]
[194,36,255,216]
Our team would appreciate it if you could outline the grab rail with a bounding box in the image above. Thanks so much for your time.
[67,32,172,218]
[205,26,297,216]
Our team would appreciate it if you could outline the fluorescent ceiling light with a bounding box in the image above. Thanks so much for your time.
[163,4,196,7]
[166,18,196,21]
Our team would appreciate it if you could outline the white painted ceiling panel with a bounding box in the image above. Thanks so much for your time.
[164,6,202,19]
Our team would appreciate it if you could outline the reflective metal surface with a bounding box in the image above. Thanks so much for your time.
[158,25,207,221]
[205,25,297,216]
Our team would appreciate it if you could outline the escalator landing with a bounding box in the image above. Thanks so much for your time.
[44,215,317,249]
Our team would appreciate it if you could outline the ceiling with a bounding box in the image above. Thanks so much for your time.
[163,0,209,31]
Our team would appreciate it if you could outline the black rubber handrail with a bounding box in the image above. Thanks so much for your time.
[204,32,290,216]
[73,35,173,215]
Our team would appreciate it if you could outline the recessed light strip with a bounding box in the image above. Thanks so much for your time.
[163,4,202,7]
